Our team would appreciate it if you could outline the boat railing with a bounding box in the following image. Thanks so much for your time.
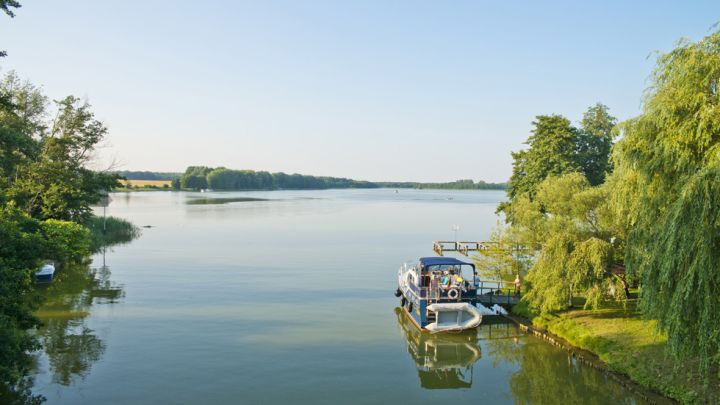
[406,278,518,302]
[423,283,476,301]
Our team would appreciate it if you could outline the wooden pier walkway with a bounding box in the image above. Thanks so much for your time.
[474,280,521,306]
[433,240,532,257]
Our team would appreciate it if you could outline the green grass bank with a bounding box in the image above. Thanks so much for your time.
[512,301,718,404]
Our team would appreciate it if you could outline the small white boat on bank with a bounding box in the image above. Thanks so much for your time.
[35,262,56,283]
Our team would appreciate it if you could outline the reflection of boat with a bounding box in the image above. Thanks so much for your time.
[395,307,481,389]
[395,257,483,333]
[35,262,56,283]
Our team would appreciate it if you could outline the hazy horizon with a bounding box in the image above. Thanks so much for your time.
[1,1,718,183]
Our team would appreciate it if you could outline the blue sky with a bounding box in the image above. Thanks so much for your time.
[1,1,718,182]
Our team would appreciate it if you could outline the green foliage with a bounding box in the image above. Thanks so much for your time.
[179,166,379,191]
[531,306,718,404]
[0,207,42,387]
[474,222,531,280]
[500,105,616,219]
[39,219,90,263]
[180,167,210,189]
[0,207,99,388]
[576,103,617,186]
[505,115,580,205]
[173,165,504,191]
[511,174,621,313]
[114,170,180,181]
[380,179,507,190]
[0,73,45,184]
[0,71,124,397]
[609,29,720,375]
[84,216,141,252]
[0,74,120,222]
[180,174,208,190]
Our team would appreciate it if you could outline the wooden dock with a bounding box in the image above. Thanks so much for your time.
[474,280,521,306]
[476,293,521,306]
[433,240,494,256]
[433,240,532,257]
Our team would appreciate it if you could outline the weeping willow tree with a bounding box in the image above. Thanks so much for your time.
[609,29,720,375]
[513,173,623,313]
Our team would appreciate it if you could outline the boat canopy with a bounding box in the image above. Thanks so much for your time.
[419,257,474,269]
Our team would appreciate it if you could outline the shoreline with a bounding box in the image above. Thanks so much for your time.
[501,313,676,404]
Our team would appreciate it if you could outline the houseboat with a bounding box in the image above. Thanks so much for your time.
[395,257,483,333]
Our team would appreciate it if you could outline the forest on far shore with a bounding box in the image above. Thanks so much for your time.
[115,169,507,191]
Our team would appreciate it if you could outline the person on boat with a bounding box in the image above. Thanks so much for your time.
[453,271,463,287]
[447,269,464,293]
[440,271,451,290]
[430,273,440,299]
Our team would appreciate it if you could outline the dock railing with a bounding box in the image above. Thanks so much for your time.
[475,279,520,306]
[433,241,496,256]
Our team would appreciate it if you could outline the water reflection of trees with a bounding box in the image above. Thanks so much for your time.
[484,337,644,405]
[35,248,124,386]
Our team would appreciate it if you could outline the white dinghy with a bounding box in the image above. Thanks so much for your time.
[35,262,56,283]
[425,302,482,333]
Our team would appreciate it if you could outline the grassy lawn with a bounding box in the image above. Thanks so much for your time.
[514,300,718,404]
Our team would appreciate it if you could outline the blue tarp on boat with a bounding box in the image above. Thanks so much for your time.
[419,257,474,268]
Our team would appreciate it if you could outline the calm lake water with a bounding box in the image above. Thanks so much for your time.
[32,189,647,404]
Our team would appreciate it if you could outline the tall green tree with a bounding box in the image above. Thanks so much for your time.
[504,115,579,204]
[500,107,616,220]
[576,103,616,186]
[609,30,720,374]
[3,92,119,222]
[0,73,45,186]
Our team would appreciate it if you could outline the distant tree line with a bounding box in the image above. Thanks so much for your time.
[173,166,378,190]
[115,170,181,181]
[169,167,505,191]
[379,179,506,190]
